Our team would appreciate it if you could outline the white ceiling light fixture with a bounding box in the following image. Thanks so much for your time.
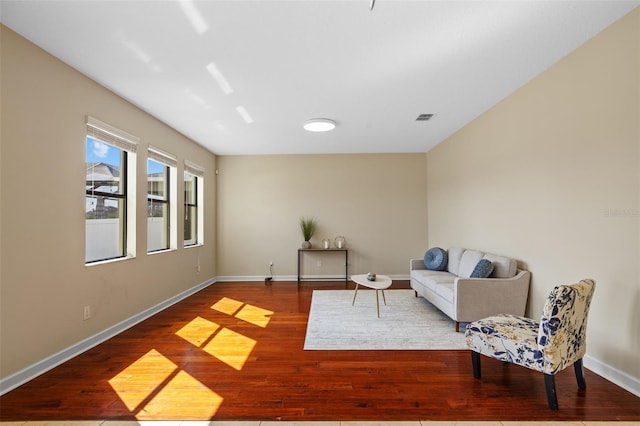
[303,118,336,132]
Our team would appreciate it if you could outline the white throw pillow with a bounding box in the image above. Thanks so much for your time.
[447,247,465,276]
[458,250,485,278]
[482,253,517,278]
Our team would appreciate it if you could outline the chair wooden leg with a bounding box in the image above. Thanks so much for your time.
[455,321,460,332]
[471,351,481,379]
[574,358,587,389]
[544,373,559,410]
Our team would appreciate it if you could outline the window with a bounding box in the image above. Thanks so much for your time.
[147,146,177,253]
[183,172,198,246]
[184,161,204,247]
[85,117,138,264]
[147,159,169,252]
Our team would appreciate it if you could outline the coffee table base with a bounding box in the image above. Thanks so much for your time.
[350,274,393,318]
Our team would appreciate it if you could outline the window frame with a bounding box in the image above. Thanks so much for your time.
[183,161,204,247]
[85,116,138,265]
[146,145,178,254]
[85,148,128,261]
[183,171,198,247]
[147,159,171,253]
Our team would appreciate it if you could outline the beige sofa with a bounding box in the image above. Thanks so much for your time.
[410,247,531,332]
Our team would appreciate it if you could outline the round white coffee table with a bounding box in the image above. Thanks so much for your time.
[351,274,393,318]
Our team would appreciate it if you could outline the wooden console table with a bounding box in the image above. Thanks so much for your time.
[297,248,348,285]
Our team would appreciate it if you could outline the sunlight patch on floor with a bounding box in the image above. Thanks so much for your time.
[135,371,222,420]
[108,349,178,411]
[235,304,274,328]
[96,296,272,418]
[175,316,221,347]
[203,328,257,371]
[108,349,223,419]
[211,297,274,328]
[211,297,244,315]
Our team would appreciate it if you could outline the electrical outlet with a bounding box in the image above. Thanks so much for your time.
[83,305,91,321]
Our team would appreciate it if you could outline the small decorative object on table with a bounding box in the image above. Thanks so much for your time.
[334,236,346,248]
[322,238,331,249]
[367,272,376,281]
[299,216,317,249]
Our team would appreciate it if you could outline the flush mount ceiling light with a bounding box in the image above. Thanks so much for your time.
[303,118,336,132]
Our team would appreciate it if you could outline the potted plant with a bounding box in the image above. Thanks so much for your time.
[299,216,317,248]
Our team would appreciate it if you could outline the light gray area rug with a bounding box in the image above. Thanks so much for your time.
[304,289,468,350]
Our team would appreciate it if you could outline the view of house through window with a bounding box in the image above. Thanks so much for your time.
[85,137,127,263]
[147,159,170,252]
[85,117,138,264]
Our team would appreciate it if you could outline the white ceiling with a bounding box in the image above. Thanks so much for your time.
[1,1,638,156]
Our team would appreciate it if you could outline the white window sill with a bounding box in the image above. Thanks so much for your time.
[147,248,178,256]
[85,254,135,267]
[184,243,203,249]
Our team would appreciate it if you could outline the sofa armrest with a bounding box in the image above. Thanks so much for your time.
[454,269,531,322]
[410,258,426,271]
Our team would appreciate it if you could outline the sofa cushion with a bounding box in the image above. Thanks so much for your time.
[410,271,456,303]
[415,273,456,302]
[411,269,455,286]
[483,253,517,278]
[458,250,485,278]
[433,282,455,303]
[447,247,465,276]
[424,247,448,271]
[470,259,494,278]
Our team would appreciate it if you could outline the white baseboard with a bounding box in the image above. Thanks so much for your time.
[214,275,297,282]
[0,277,216,396]
[215,275,350,282]
[584,354,640,397]
[214,274,411,282]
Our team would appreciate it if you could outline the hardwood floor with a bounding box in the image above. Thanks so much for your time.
[1,281,639,421]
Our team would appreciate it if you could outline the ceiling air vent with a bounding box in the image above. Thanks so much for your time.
[416,114,434,121]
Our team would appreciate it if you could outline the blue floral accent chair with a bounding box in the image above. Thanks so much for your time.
[465,279,595,410]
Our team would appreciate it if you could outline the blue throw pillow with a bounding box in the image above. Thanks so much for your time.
[424,247,448,271]
[470,259,494,278]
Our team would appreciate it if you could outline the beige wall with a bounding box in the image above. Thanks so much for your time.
[0,26,217,379]
[216,154,428,279]
[427,9,639,383]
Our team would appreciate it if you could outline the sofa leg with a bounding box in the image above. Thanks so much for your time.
[471,351,481,379]
[455,321,460,332]
[414,290,418,298]
[544,373,559,410]
[574,358,586,389]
